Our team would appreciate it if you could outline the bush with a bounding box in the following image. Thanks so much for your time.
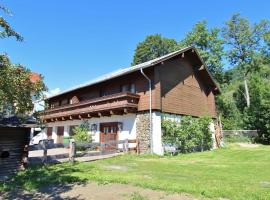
[162,116,212,153]
[72,120,92,143]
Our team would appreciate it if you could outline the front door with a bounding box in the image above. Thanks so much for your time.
[56,126,64,143]
[100,123,118,151]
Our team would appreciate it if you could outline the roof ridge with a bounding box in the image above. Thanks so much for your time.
[46,46,195,99]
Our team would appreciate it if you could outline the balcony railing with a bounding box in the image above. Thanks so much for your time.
[40,92,140,121]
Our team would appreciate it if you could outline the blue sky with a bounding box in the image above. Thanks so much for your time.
[1,0,270,94]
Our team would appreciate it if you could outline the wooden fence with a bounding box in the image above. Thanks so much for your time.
[27,139,139,164]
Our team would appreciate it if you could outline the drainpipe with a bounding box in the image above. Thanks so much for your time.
[140,68,153,154]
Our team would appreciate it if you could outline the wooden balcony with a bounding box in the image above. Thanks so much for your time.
[40,92,140,122]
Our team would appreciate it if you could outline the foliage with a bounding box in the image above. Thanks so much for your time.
[0,5,23,41]
[179,21,225,83]
[222,14,269,77]
[162,116,212,153]
[132,34,178,65]
[2,145,270,200]
[242,71,270,144]
[72,120,92,143]
[0,55,46,115]
[0,4,46,116]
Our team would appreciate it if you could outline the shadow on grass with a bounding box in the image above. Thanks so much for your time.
[0,162,89,200]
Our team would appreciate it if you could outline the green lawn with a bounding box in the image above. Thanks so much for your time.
[1,144,270,200]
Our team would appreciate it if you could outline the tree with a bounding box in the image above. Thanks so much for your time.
[243,67,270,143]
[180,21,225,83]
[0,5,23,41]
[0,5,46,117]
[0,55,45,115]
[132,34,178,65]
[222,13,269,107]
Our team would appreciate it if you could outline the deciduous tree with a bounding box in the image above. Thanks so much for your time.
[132,34,178,65]
[180,21,225,83]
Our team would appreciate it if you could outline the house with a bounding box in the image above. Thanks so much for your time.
[40,46,220,155]
[0,117,31,181]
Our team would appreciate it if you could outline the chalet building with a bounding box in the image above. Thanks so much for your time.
[40,46,220,155]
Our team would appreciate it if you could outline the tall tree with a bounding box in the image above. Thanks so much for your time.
[179,21,225,83]
[132,34,178,65]
[0,5,45,116]
[222,13,269,107]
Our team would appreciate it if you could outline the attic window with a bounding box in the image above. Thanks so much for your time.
[0,151,10,159]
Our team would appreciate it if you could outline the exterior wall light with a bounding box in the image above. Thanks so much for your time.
[91,123,97,132]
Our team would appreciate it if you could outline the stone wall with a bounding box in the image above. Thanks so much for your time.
[136,112,151,153]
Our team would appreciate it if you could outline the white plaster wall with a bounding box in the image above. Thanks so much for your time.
[46,114,137,148]
[152,111,163,155]
[52,126,57,142]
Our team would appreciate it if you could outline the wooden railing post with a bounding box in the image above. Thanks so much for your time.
[41,140,48,164]
[69,139,76,163]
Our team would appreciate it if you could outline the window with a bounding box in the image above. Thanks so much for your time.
[100,90,110,97]
[121,83,136,93]
[61,99,68,105]
[130,83,136,93]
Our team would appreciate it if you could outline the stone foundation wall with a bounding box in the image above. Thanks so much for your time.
[136,112,151,153]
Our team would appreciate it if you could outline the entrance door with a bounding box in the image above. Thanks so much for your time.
[56,126,64,143]
[100,123,118,151]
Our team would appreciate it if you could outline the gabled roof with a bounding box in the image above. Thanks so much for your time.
[47,46,220,99]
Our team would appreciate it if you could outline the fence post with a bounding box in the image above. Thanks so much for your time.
[41,140,48,164]
[69,139,76,163]
[125,139,129,153]
[100,142,105,155]
[136,138,140,154]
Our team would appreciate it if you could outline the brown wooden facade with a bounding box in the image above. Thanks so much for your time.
[41,48,219,121]
[0,127,30,180]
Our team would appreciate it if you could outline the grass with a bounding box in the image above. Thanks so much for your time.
[1,144,270,200]
[129,192,149,200]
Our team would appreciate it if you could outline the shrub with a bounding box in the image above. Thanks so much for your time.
[162,116,212,153]
[72,120,92,143]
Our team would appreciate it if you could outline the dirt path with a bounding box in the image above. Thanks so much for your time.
[1,182,199,200]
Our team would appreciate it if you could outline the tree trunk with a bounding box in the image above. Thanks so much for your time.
[244,78,250,107]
